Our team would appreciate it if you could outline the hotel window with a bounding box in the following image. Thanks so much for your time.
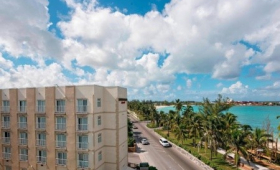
[78,135,88,149]
[19,148,28,161]
[19,132,28,145]
[2,116,10,128]
[19,100,27,113]
[3,147,11,159]
[78,153,88,168]
[77,117,88,131]
[56,134,66,148]
[56,100,65,113]
[36,116,46,129]
[56,152,67,165]
[5,166,12,170]
[36,133,46,146]
[98,151,102,161]
[2,100,10,112]
[77,99,87,112]
[18,116,27,129]
[37,149,46,163]
[97,98,101,107]
[56,117,66,130]
[37,100,45,113]
[98,116,101,125]
[2,131,10,144]
[98,133,102,143]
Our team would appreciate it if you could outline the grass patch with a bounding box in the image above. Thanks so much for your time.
[155,129,237,170]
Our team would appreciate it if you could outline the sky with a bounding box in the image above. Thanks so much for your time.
[0,0,280,101]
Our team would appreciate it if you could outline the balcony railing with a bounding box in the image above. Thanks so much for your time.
[2,121,10,128]
[37,156,46,163]
[18,122,27,129]
[56,123,66,131]
[20,154,28,161]
[36,123,46,130]
[2,137,10,144]
[76,105,88,113]
[77,142,88,150]
[18,106,27,113]
[56,141,66,148]
[1,106,10,113]
[19,138,28,145]
[55,106,65,113]
[56,158,67,166]
[2,152,11,160]
[36,106,45,113]
[36,139,46,146]
[77,124,88,131]
[78,161,88,168]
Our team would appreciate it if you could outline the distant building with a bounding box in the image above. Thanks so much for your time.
[0,85,128,170]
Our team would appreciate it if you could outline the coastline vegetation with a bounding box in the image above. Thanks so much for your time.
[128,95,280,169]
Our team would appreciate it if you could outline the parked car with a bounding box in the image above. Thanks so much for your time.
[139,162,149,170]
[159,138,171,147]
[141,138,149,145]
[133,126,138,129]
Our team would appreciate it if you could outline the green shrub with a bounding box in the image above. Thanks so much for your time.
[128,138,135,147]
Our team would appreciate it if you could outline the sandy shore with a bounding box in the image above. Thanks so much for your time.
[155,105,173,109]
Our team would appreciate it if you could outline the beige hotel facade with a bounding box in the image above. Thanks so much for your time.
[0,85,128,170]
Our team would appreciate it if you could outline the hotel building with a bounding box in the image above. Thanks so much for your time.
[0,85,128,170]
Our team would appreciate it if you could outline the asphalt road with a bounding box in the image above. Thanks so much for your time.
[130,115,206,170]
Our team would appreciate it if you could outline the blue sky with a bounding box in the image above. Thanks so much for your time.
[1,0,280,101]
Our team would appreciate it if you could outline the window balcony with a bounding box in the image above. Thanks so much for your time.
[37,156,46,163]
[77,142,88,150]
[76,105,88,114]
[56,158,67,166]
[36,139,46,146]
[18,106,27,113]
[78,161,88,168]
[2,121,10,129]
[56,141,66,148]
[55,106,65,113]
[36,106,45,114]
[20,154,28,161]
[2,137,10,144]
[18,122,27,129]
[77,124,88,131]
[55,123,66,131]
[2,152,11,160]
[1,106,10,113]
[36,123,46,130]
[19,138,28,145]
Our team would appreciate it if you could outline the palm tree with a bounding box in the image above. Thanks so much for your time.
[188,113,202,147]
[174,124,188,145]
[164,110,175,137]
[226,125,251,169]
[249,127,272,151]
[174,99,183,114]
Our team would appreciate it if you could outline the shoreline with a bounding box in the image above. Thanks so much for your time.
[155,105,172,109]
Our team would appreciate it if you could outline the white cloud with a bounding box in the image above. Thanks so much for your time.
[216,83,223,88]
[221,81,248,94]
[0,53,14,69]
[177,85,182,90]
[0,0,63,60]
[186,79,192,89]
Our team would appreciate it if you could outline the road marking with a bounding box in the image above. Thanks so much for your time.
[168,154,175,161]
[178,164,184,170]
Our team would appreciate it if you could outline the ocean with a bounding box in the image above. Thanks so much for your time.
[157,105,280,138]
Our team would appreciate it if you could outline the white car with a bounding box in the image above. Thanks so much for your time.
[159,138,171,147]
[141,139,149,145]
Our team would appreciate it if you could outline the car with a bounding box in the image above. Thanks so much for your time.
[159,138,171,147]
[133,126,138,129]
[141,138,149,145]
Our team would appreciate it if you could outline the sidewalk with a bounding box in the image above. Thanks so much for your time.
[217,148,269,170]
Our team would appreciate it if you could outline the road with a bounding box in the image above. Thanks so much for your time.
[130,115,206,170]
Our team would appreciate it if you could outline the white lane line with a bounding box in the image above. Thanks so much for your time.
[168,154,175,161]
[178,164,184,170]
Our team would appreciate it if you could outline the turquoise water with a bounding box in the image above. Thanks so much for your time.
[157,106,280,137]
